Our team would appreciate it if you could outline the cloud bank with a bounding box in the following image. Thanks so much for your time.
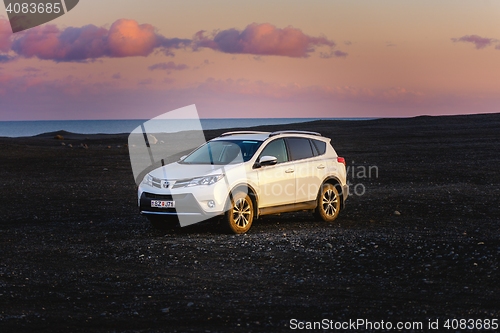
[193,23,338,58]
[1,18,343,61]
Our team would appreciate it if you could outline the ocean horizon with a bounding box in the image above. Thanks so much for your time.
[0,118,373,138]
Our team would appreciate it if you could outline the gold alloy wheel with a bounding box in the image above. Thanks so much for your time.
[232,197,251,228]
[225,191,254,234]
[314,183,341,222]
[322,188,338,217]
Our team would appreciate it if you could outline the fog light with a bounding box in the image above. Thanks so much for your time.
[207,200,215,208]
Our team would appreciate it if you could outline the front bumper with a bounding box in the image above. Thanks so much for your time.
[139,191,221,216]
[138,189,225,227]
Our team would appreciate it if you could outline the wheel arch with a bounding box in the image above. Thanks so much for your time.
[321,176,345,210]
[225,183,259,218]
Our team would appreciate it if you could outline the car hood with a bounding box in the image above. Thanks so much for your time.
[148,161,240,180]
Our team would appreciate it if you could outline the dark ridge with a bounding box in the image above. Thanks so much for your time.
[8,112,499,139]
[34,130,129,140]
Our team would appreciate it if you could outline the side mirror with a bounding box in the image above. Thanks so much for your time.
[259,155,278,166]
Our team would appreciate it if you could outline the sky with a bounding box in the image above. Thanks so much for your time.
[0,0,499,120]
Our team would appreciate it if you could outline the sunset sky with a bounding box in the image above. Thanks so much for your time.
[0,0,499,120]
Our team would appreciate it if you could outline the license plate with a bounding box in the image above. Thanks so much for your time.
[151,200,175,208]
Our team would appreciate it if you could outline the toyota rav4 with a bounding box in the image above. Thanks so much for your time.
[138,130,348,233]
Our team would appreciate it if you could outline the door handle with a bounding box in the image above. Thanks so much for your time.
[285,169,294,173]
[317,164,325,169]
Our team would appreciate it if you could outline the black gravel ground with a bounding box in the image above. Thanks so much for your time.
[1,114,499,332]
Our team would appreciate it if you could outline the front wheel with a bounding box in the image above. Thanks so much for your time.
[224,191,254,234]
[314,183,341,222]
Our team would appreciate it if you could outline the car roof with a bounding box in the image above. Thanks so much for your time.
[211,130,329,142]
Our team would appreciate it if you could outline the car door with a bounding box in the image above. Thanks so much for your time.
[256,138,295,208]
[285,137,325,203]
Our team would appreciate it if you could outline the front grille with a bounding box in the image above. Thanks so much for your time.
[172,179,191,188]
[145,193,172,200]
[152,177,161,188]
[143,192,187,200]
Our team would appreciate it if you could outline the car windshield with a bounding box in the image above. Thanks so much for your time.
[181,140,263,165]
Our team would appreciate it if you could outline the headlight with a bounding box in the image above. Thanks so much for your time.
[186,174,224,187]
[142,174,153,186]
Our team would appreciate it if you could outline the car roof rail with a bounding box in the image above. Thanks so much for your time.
[269,130,322,137]
[218,131,269,137]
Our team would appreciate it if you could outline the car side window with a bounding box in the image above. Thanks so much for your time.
[310,139,319,156]
[311,139,326,155]
[259,138,288,163]
[286,137,315,161]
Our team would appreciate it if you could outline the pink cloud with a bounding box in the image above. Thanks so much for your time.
[451,35,497,49]
[107,19,158,57]
[0,18,12,52]
[194,23,337,58]
[9,18,190,61]
[148,61,189,71]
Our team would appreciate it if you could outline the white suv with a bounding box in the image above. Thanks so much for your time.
[138,131,348,233]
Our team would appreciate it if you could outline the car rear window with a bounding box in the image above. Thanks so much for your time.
[286,137,314,161]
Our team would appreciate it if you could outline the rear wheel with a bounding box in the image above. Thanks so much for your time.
[314,183,341,222]
[224,191,254,234]
[148,215,179,230]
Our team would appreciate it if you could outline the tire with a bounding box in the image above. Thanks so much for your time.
[224,191,254,234]
[314,183,341,222]
[148,215,179,230]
